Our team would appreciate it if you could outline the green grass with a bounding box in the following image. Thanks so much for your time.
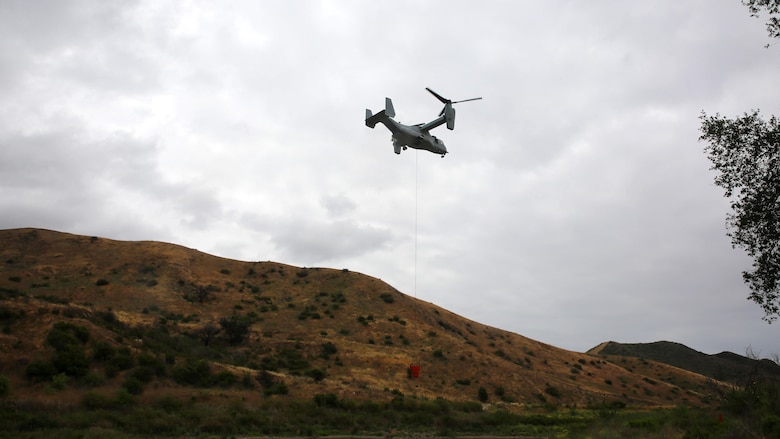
[0,393,749,438]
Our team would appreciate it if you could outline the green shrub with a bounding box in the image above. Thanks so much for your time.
[172,359,213,386]
[314,393,340,407]
[110,347,135,371]
[83,370,106,388]
[51,372,69,390]
[219,314,251,345]
[544,385,562,398]
[82,391,114,410]
[91,340,116,362]
[214,370,238,387]
[25,360,57,381]
[264,381,289,396]
[0,375,9,397]
[46,322,89,349]
[137,352,166,376]
[306,368,326,382]
[154,394,183,412]
[52,343,89,377]
[320,341,338,359]
[122,377,145,395]
[131,366,155,383]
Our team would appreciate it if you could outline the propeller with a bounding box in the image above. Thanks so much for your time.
[426,87,482,116]
[426,87,482,130]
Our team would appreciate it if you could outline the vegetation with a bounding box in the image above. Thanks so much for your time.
[697,0,780,319]
[0,394,777,438]
[699,111,780,320]
[743,0,780,40]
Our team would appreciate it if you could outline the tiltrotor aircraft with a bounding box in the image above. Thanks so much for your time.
[365,88,482,157]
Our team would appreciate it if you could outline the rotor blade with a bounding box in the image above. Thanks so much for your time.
[452,97,482,104]
[426,87,450,104]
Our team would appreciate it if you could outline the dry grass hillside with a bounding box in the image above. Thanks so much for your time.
[0,228,726,409]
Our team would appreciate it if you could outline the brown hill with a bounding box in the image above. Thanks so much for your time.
[0,228,725,408]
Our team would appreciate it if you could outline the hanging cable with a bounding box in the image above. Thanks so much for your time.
[414,149,418,299]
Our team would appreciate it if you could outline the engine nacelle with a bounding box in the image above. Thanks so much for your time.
[444,105,456,130]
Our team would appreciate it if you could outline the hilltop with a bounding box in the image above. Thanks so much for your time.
[588,341,780,384]
[0,228,726,411]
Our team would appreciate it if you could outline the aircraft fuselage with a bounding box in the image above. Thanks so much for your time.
[382,118,447,156]
[365,98,448,157]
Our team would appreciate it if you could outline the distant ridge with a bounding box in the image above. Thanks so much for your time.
[588,341,780,384]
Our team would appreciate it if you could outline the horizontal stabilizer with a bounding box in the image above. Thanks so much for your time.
[365,109,385,128]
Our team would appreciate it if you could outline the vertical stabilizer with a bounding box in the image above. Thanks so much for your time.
[385,98,395,118]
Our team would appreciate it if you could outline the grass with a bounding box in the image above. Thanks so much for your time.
[0,394,742,438]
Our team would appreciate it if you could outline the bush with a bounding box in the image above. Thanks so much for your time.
[544,385,562,398]
[320,342,338,359]
[0,375,9,397]
[306,368,326,382]
[25,360,57,382]
[46,322,90,349]
[44,322,91,379]
[83,370,106,388]
[171,359,213,387]
[219,314,251,345]
[91,340,116,362]
[122,377,144,395]
[314,393,340,407]
[110,347,135,371]
[52,343,90,377]
[214,370,238,387]
[51,372,69,390]
[137,352,166,376]
[82,391,114,410]
[131,366,155,383]
[154,394,183,413]
[264,381,289,396]
[96,278,109,286]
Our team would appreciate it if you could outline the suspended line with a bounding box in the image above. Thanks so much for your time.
[414,149,418,299]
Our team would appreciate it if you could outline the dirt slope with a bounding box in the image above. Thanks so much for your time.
[0,228,725,407]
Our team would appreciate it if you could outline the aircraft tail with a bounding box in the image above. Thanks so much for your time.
[365,109,384,128]
[365,97,395,128]
[384,97,395,118]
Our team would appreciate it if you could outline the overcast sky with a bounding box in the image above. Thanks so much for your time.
[2,0,779,357]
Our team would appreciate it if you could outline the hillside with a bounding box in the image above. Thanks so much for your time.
[0,228,726,410]
[588,341,780,384]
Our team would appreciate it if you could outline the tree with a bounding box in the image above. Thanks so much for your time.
[196,323,221,346]
[742,0,780,41]
[699,111,780,320]
[219,315,251,345]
